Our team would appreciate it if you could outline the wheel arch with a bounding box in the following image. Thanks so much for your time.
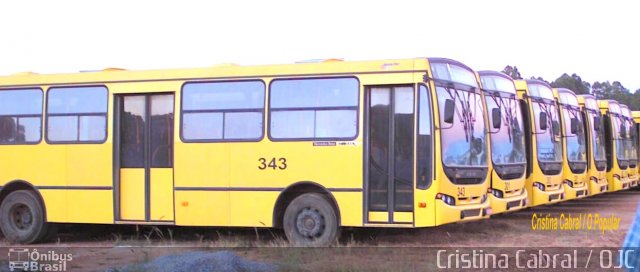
[0,180,47,221]
[272,181,341,228]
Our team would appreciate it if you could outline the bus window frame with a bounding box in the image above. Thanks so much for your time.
[179,79,267,143]
[45,85,109,145]
[267,76,361,142]
[417,83,435,189]
[0,87,44,145]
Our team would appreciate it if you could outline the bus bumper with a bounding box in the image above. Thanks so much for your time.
[435,197,491,225]
[488,189,528,214]
[587,177,608,196]
[530,186,565,206]
[610,176,628,191]
[563,182,589,200]
[629,174,638,187]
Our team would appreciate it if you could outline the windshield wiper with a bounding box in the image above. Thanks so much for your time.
[453,90,483,165]
[537,100,561,161]
[492,94,521,143]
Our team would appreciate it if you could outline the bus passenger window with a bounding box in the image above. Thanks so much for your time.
[0,89,43,144]
[46,86,108,143]
[269,77,359,140]
[181,80,264,141]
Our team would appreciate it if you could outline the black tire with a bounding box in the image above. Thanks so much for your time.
[283,193,340,246]
[0,190,50,244]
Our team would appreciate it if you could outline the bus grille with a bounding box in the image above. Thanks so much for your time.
[506,200,521,210]
[460,209,481,219]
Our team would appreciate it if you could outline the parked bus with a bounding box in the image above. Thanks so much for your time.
[514,80,564,205]
[577,95,608,195]
[477,71,527,213]
[599,100,630,191]
[553,88,588,199]
[621,105,638,187]
[633,110,640,184]
[0,57,491,245]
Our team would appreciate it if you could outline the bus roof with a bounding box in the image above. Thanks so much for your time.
[553,88,578,106]
[515,79,554,100]
[577,94,598,111]
[0,57,442,88]
[477,70,516,94]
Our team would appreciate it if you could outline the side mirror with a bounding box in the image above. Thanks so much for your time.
[444,99,455,124]
[620,123,627,138]
[552,120,560,136]
[539,112,548,130]
[492,108,501,129]
[593,116,600,131]
[570,117,579,134]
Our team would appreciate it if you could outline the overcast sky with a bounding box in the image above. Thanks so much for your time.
[1,1,638,90]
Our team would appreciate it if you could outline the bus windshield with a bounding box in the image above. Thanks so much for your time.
[532,100,562,162]
[484,93,526,165]
[437,86,487,167]
[610,105,627,164]
[622,109,637,165]
[560,102,587,163]
[588,109,607,163]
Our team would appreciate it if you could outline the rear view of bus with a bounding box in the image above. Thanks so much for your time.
[599,100,630,191]
[577,95,608,195]
[553,88,588,199]
[621,105,638,187]
[478,71,527,213]
[515,80,564,205]
[428,59,492,224]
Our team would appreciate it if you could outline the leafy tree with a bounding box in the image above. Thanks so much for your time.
[550,73,591,95]
[592,81,639,110]
[502,65,522,80]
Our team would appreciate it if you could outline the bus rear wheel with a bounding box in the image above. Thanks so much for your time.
[283,193,340,246]
[0,190,52,244]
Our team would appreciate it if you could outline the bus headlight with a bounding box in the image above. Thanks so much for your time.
[487,188,504,198]
[533,182,545,191]
[436,193,456,206]
[564,179,574,188]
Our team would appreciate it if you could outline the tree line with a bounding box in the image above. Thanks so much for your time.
[502,65,640,110]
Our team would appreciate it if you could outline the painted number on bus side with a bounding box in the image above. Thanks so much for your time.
[258,158,287,170]
[457,187,465,197]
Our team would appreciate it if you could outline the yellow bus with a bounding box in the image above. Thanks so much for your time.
[0,57,491,245]
[577,95,608,195]
[620,105,638,187]
[599,100,630,191]
[477,71,527,213]
[632,110,640,184]
[553,88,588,199]
[515,80,564,205]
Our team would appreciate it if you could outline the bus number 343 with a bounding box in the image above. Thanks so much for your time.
[258,158,287,170]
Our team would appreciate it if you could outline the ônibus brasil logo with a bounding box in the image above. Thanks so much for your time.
[7,248,72,271]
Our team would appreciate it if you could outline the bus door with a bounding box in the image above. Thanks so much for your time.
[366,86,415,224]
[115,94,175,222]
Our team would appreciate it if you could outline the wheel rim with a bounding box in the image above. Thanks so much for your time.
[10,204,33,231]
[295,207,325,239]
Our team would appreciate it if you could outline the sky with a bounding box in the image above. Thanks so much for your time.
[1,0,638,91]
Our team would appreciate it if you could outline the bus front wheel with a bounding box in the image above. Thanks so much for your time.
[0,190,52,244]
[283,193,340,246]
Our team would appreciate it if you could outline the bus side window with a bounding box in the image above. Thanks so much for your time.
[46,86,108,143]
[0,89,43,144]
[417,84,433,189]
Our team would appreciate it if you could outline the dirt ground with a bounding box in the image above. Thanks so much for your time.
[0,189,638,271]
